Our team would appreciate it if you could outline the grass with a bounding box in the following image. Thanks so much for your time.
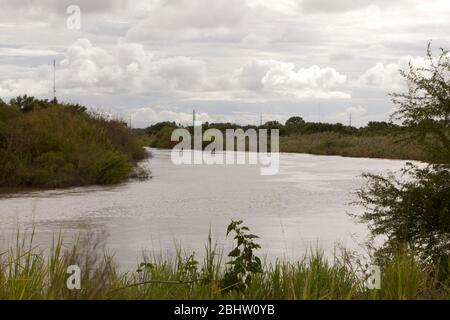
[279,133,429,161]
[0,231,448,300]
[144,129,429,162]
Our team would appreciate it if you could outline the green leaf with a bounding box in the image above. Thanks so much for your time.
[228,248,241,257]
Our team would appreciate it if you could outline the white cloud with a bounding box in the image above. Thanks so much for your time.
[128,106,290,126]
[358,62,403,90]
[246,0,300,15]
[240,33,271,47]
[358,55,434,90]
[0,39,349,102]
[1,0,450,126]
[0,65,52,97]
[0,47,59,57]
[300,0,394,13]
[345,105,367,115]
[0,78,50,97]
[130,107,212,125]
[56,39,207,94]
[233,59,350,100]
[126,0,247,41]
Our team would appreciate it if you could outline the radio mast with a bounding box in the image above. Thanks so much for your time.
[53,59,56,102]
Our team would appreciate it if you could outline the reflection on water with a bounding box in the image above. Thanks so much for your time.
[0,149,410,270]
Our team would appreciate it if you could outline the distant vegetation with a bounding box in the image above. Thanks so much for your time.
[280,133,428,160]
[0,96,147,188]
[137,118,429,161]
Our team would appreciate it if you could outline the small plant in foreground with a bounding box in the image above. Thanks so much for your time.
[221,220,263,293]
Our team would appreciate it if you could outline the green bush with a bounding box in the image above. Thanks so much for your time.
[391,44,450,164]
[150,125,177,149]
[355,44,450,282]
[0,97,146,188]
[31,152,77,187]
[355,164,450,274]
[93,151,132,185]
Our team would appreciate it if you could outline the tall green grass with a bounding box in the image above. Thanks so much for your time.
[0,232,448,300]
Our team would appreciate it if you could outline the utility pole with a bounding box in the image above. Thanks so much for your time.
[193,109,196,127]
[260,112,263,126]
[53,59,57,102]
[349,112,352,127]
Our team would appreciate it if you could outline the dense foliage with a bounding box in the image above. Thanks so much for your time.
[0,96,146,188]
[355,45,450,278]
[356,164,450,271]
[391,44,450,164]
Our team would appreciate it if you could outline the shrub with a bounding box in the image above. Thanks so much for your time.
[391,44,450,164]
[93,151,132,185]
[355,164,450,273]
[0,97,145,188]
[355,45,450,279]
[221,220,263,293]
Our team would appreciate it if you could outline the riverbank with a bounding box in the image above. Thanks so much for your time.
[1,230,448,300]
[279,133,428,161]
[143,132,428,162]
[0,96,147,189]
[140,121,429,162]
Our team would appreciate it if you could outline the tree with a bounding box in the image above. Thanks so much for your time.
[365,121,395,131]
[355,164,450,271]
[9,95,52,113]
[263,120,281,127]
[62,102,87,113]
[285,116,305,126]
[355,44,450,276]
[0,98,7,108]
[146,121,178,136]
[391,43,450,164]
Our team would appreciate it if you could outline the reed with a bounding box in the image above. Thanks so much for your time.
[0,231,448,300]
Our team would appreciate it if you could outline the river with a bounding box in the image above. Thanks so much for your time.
[0,149,409,270]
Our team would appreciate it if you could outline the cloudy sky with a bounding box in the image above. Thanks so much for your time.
[0,0,449,127]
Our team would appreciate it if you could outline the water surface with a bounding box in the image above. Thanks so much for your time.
[0,149,409,269]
